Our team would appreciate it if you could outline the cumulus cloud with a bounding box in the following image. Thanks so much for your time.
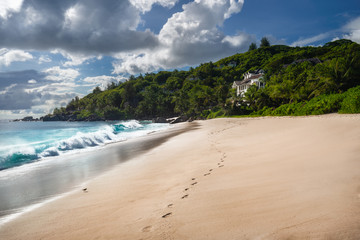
[0,0,23,19]
[0,48,33,66]
[51,49,95,66]
[0,0,159,55]
[83,75,126,90]
[0,89,35,110]
[343,16,360,43]
[43,66,80,82]
[113,0,253,74]
[38,55,52,64]
[0,0,253,76]
[0,70,45,110]
[0,0,254,117]
[0,69,79,113]
[28,79,37,84]
[129,0,179,13]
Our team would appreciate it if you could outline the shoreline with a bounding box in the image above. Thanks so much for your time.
[0,122,195,224]
[1,115,360,239]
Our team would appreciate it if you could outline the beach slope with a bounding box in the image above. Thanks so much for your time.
[1,115,360,239]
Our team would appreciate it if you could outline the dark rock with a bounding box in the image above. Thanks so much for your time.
[22,116,34,121]
[152,117,168,123]
[42,113,105,122]
[42,114,62,121]
[169,116,188,124]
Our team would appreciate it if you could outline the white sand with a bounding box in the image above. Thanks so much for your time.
[1,114,360,239]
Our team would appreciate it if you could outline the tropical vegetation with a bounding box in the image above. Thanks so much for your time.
[44,39,360,121]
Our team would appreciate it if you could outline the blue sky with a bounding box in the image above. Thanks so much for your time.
[0,0,359,119]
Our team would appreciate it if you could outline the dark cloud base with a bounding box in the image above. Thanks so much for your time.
[0,0,159,55]
[0,70,75,110]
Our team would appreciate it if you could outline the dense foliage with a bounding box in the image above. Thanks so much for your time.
[253,85,360,116]
[45,39,360,121]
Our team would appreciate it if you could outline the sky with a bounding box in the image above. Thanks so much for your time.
[0,0,359,119]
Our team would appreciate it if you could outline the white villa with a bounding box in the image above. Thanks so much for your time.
[232,70,265,96]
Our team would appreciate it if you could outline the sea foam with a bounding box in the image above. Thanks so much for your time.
[0,120,168,171]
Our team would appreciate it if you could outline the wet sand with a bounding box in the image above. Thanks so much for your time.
[0,123,196,220]
[1,114,360,239]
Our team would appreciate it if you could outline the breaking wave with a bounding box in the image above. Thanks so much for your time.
[0,120,167,171]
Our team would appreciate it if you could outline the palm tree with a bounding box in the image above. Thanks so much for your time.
[244,85,258,109]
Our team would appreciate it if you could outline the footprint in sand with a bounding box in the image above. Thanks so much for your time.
[204,173,210,176]
[162,212,172,218]
[191,178,196,181]
[184,188,189,191]
[191,182,198,186]
[168,204,173,208]
[209,169,213,172]
[219,165,224,168]
[142,226,152,232]
[181,194,189,199]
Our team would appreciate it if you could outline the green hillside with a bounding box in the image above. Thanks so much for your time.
[43,39,360,121]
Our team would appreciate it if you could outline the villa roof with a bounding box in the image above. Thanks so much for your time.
[232,81,242,86]
[239,74,263,85]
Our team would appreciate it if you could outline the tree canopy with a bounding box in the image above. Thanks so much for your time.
[260,37,270,48]
[248,42,257,51]
[43,39,360,121]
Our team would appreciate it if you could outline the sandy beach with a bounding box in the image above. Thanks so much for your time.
[1,114,360,239]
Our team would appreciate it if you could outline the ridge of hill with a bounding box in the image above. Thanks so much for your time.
[43,39,360,121]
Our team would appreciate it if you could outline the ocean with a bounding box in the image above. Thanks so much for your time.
[0,120,171,225]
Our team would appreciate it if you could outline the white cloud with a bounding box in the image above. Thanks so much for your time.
[0,0,252,77]
[0,0,158,55]
[129,0,178,13]
[343,16,360,43]
[43,66,80,82]
[38,55,52,64]
[0,69,81,115]
[83,75,126,90]
[222,34,251,47]
[0,48,33,66]
[290,33,330,47]
[290,16,360,47]
[113,0,252,75]
[0,110,27,120]
[51,49,95,67]
[0,0,23,19]
[28,79,37,84]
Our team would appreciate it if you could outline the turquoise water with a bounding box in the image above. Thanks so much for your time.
[0,120,169,171]
[0,120,171,223]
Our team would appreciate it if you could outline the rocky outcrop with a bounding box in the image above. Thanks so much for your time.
[13,116,40,122]
[42,114,65,121]
[42,114,104,122]
[169,116,188,124]
[152,117,168,123]
[152,116,190,124]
